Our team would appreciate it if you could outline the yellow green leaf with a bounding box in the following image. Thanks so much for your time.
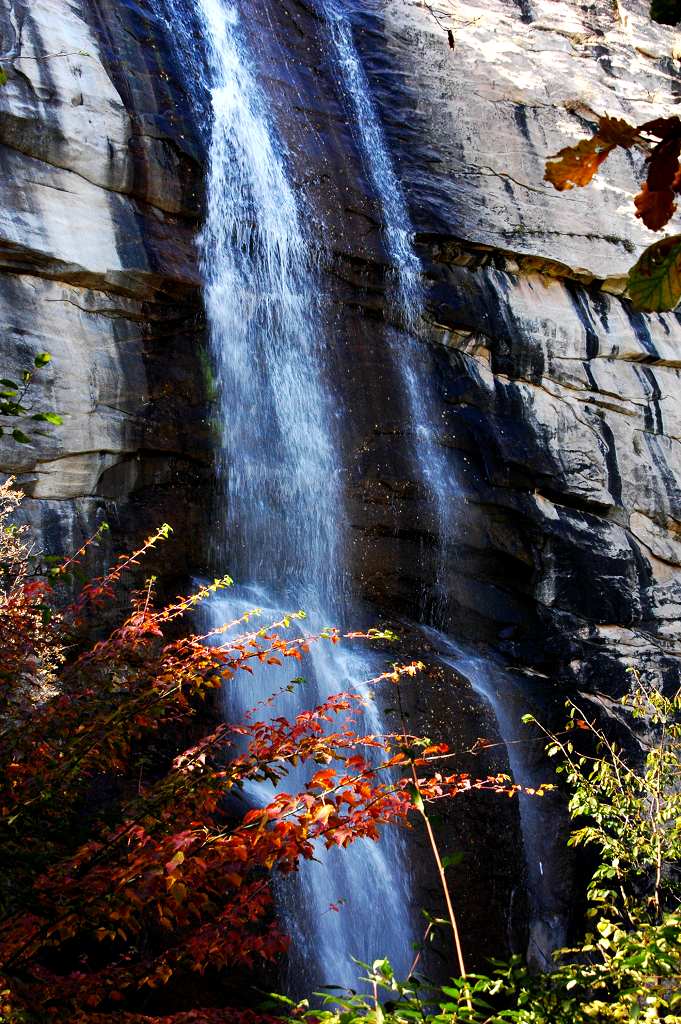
[627,235,681,312]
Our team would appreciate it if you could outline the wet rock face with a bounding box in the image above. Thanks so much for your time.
[234,0,681,700]
[335,0,681,699]
[419,263,681,694]
[245,0,681,965]
[0,0,209,573]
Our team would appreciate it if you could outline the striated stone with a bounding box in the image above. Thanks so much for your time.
[0,0,208,573]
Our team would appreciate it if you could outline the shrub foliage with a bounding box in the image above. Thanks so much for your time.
[0,484,521,1023]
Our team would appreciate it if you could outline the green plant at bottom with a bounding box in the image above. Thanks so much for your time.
[282,679,680,1024]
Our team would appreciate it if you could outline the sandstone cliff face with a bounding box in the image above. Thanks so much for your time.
[0,0,208,571]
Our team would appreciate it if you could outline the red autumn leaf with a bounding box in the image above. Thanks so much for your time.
[312,803,334,824]
[639,115,681,140]
[423,743,449,756]
[309,768,336,790]
[1,484,510,1023]
[165,851,185,874]
[647,135,681,192]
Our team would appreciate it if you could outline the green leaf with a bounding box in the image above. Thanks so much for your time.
[12,428,32,444]
[34,352,52,368]
[442,851,465,870]
[407,783,424,813]
[628,235,681,311]
[0,379,19,389]
[31,412,63,425]
[0,68,7,87]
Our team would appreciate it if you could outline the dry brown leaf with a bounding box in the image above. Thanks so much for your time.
[639,115,681,140]
[634,183,677,232]
[544,135,615,191]
[597,115,639,148]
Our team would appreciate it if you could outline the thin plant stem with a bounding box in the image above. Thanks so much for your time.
[395,681,472,1012]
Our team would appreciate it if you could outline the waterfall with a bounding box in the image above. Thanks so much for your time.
[325,2,567,967]
[326,3,453,611]
[421,628,570,969]
[158,0,566,986]
[158,0,413,994]
[326,3,421,327]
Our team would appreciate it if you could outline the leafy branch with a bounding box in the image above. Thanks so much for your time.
[545,114,681,311]
[0,352,62,445]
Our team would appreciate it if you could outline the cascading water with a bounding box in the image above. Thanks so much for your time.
[420,628,570,969]
[158,0,566,984]
[325,2,421,327]
[158,0,413,993]
[324,1,567,966]
[325,2,453,610]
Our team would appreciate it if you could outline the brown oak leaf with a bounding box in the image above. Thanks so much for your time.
[544,135,615,191]
[634,183,677,232]
[596,115,639,148]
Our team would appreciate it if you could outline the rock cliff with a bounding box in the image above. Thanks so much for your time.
[1,0,680,974]
[0,0,208,572]
[218,0,681,698]
[372,0,681,697]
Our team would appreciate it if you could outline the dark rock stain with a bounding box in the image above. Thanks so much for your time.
[639,366,663,435]
[596,413,622,505]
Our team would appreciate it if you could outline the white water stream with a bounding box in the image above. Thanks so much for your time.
[325,4,567,967]
[158,0,564,988]
[420,628,569,968]
[160,0,413,992]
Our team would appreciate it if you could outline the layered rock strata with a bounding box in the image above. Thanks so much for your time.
[0,0,208,572]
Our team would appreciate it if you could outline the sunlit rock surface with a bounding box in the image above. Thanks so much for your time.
[0,0,208,568]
